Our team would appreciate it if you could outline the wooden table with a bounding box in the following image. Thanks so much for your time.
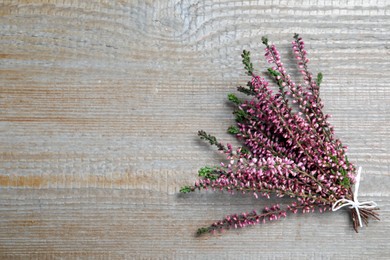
[1,1,389,259]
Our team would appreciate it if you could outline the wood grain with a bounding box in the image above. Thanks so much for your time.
[1,0,389,259]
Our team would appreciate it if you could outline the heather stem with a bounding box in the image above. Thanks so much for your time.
[197,206,286,236]
[261,40,347,188]
[293,33,318,94]
[198,130,227,152]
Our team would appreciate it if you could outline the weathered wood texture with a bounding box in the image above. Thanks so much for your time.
[1,0,389,259]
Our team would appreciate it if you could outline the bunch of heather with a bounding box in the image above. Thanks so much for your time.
[180,34,379,235]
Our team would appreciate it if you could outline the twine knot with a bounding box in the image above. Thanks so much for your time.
[332,167,378,227]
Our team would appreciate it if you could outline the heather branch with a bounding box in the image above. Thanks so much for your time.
[261,38,348,187]
[191,159,329,201]
[242,50,254,76]
[292,34,333,140]
[198,130,226,151]
[207,184,332,204]
[197,205,286,236]
[293,33,318,91]
[291,35,354,183]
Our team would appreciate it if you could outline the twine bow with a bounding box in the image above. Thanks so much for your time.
[332,167,378,227]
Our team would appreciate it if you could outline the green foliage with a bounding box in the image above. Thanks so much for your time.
[341,177,351,189]
[237,86,255,96]
[196,227,209,236]
[240,147,250,154]
[267,68,280,77]
[198,130,225,151]
[268,68,285,89]
[237,81,256,96]
[261,36,269,46]
[198,166,219,181]
[227,93,241,105]
[241,50,254,76]
[316,72,323,86]
[227,125,240,134]
[180,186,193,193]
[339,168,351,189]
[330,155,338,164]
[233,109,247,123]
[345,156,350,167]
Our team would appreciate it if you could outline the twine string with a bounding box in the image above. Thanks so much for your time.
[332,167,378,227]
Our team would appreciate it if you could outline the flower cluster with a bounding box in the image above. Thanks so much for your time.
[181,34,379,235]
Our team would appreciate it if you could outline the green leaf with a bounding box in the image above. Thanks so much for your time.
[261,36,269,46]
[233,109,247,122]
[241,50,254,76]
[240,147,250,154]
[237,86,255,96]
[341,177,351,189]
[198,130,225,151]
[227,125,240,134]
[267,68,280,77]
[316,72,323,86]
[278,79,284,86]
[198,166,219,181]
[198,166,214,177]
[339,168,351,188]
[227,93,241,105]
[196,227,209,236]
[345,156,350,167]
[180,186,193,193]
[330,155,338,164]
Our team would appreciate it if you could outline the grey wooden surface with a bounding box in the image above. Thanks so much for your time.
[1,0,389,259]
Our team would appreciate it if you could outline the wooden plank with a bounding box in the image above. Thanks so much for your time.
[1,0,389,259]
